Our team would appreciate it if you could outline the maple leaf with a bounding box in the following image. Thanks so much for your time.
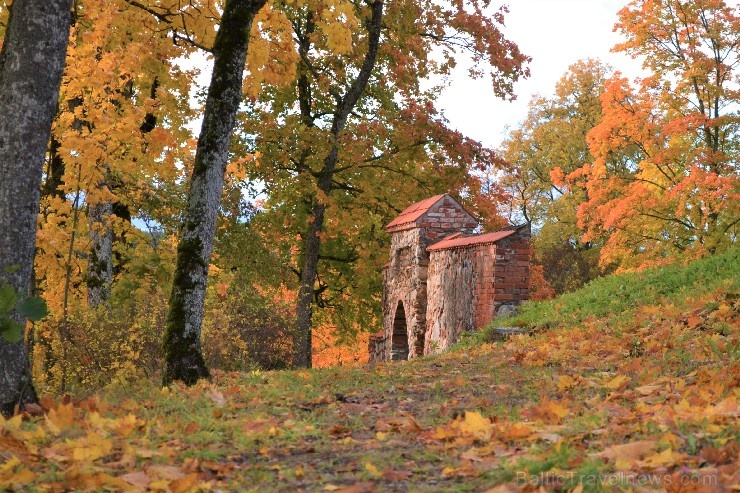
[521,397,570,424]
[70,432,113,462]
[363,462,381,478]
[639,448,686,469]
[457,411,493,441]
[46,401,75,433]
[557,374,576,391]
[593,440,657,470]
[205,386,227,408]
[604,374,630,391]
[64,468,135,492]
[499,422,533,441]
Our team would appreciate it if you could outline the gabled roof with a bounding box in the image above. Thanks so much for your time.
[427,229,517,251]
[385,194,478,232]
[385,194,445,231]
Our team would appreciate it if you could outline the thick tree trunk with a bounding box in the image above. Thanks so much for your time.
[293,1,384,368]
[0,0,72,417]
[162,0,267,385]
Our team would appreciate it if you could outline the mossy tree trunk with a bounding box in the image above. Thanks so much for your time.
[293,0,385,368]
[162,0,268,385]
[0,0,72,417]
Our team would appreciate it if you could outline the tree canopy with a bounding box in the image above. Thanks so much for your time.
[0,0,735,392]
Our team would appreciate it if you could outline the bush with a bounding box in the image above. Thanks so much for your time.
[203,292,295,372]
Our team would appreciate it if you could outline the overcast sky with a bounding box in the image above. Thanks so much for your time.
[437,0,647,149]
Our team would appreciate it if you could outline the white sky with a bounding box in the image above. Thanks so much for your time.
[437,0,647,149]
[186,1,646,151]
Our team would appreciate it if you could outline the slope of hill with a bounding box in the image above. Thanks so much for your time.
[2,249,737,492]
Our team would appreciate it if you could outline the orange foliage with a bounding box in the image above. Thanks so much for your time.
[312,325,369,368]
[528,262,555,301]
[557,0,740,270]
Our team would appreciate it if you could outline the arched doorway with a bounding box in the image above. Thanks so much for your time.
[391,301,409,361]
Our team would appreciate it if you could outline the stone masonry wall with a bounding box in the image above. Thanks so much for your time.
[372,197,478,362]
[378,228,428,362]
[424,247,477,354]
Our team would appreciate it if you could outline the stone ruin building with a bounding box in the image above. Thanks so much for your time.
[369,194,530,362]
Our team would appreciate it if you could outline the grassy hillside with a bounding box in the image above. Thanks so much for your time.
[2,251,737,492]
[502,246,739,330]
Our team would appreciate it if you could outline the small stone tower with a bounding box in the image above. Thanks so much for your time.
[369,194,531,362]
[375,194,478,361]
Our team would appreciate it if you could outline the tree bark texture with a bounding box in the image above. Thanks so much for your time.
[162,0,267,385]
[86,197,113,306]
[0,0,72,416]
[293,0,385,368]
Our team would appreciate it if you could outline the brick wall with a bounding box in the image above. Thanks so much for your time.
[423,227,531,355]
[487,230,531,317]
[471,243,498,330]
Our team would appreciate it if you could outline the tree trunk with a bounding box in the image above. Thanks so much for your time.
[87,195,113,306]
[0,0,72,417]
[42,136,67,201]
[293,0,384,368]
[162,0,267,386]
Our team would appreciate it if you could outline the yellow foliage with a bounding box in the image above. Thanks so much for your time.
[316,0,359,54]
[244,5,299,98]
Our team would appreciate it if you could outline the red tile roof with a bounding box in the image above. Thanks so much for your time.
[385,194,445,231]
[427,229,517,251]
[441,232,463,241]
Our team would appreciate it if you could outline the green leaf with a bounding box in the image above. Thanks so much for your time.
[17,296,49,321]
[2,321,23,343]
[0,285,17,313]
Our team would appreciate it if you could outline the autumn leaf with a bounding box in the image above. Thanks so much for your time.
[604,374,630,391]
[500,422,533,441]
[170,474,202,493]
[120,470,150,490]
[442,464,479,478]
[205,386,227,408]
[46,401,75,433]
[71,432,113,462]
[363,462,381,478]
[635,384,662,396]
[64,468,135,492]
[0,457,36,489]
[521,397,569,424]
[457,411,492,440]
[557,374,575,391]
[638,448,685,469]
[594,440,657,470]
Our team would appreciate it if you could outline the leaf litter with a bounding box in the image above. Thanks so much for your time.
[1,288,737,492]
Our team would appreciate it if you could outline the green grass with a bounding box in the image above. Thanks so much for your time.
[499,247,738,330]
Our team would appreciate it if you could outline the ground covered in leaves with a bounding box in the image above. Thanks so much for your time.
[2,263,738,492]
